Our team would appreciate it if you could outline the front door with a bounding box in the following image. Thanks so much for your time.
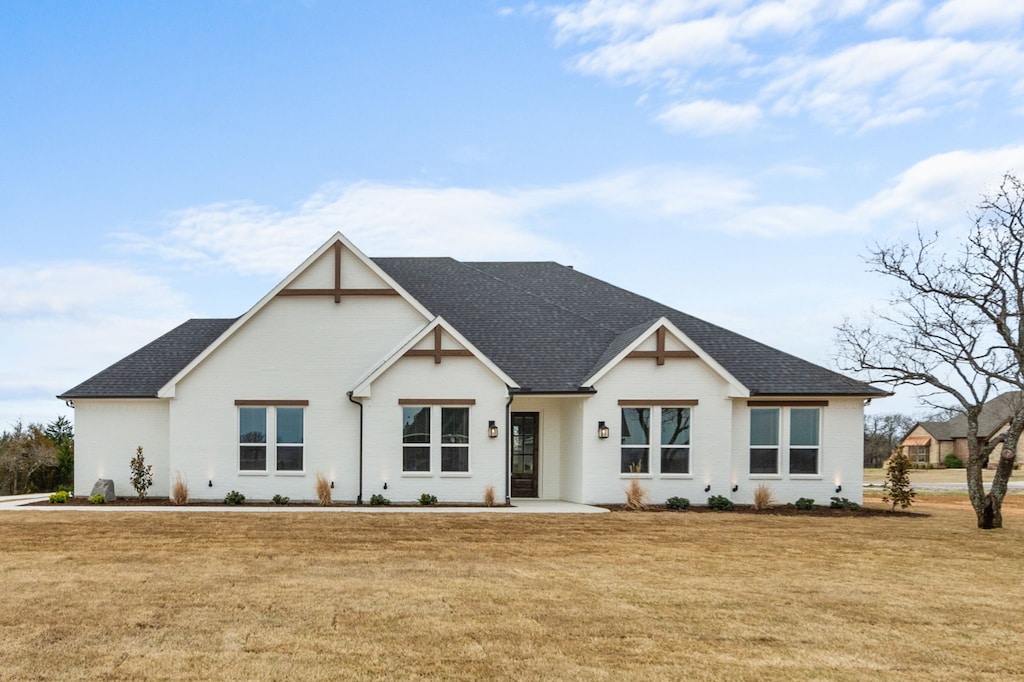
[511,412,539,498]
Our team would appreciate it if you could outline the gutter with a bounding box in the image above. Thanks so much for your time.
[505,391,514,506]
[346,392,364,505]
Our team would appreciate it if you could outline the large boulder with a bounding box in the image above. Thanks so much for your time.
[90,479,115,502]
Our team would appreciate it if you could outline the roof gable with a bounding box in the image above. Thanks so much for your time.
[350,317,518,398]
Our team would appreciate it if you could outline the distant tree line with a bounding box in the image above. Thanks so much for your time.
[0,416,73,495]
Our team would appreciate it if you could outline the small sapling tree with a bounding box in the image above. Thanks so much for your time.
[882,449,915,510]
[129,445,153,500]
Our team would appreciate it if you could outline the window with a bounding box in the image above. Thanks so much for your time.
[441,407,469,472]
[621,407,650,473]
[749,408,780,474]
[660,407,691,474]
[402,407,431,472]
[239,407,267,471]
[276,407,304,471]
[789,408,819,475]
[238,404,305,472]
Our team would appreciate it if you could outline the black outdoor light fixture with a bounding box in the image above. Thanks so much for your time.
[704,485,711,493]
[488,420,499,438]
[383,481,388,490]
[330,480,335,489]
[835,484,842,493]
[208,479,213,488]
[732,484,739,492]
[597,421,610,439]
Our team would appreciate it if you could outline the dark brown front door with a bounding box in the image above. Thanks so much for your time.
[511,412,539,498]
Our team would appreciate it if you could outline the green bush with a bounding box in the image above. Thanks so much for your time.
[271,494,290,506]
[794,497,815,511]
[419,493,438,506]
[224,490,246,505]
[829,496,860,511]
[943,454,964,469]
[89,493,106,505]
[665,496,690,510]
[707,495,734,511]
[370,494,391,506]
[129,445,154,500]
[884,449,916,510]
[48,490,68,504]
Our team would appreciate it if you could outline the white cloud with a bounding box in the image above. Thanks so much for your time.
[656,99,762,135]
[927,0,1024,35]
[866,0,923,31]
[543,0,1024,134]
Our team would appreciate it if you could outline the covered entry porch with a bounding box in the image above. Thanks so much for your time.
[508,394,588,503]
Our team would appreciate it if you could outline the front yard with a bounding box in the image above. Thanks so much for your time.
[1,492,1022,680]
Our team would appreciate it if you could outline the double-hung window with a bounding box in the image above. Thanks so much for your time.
[402,407,431,472]
[621,407,651,474]
[660,407,691,474]
[788,408,820,475]
[440,407,470,472]
[237,402,306,473]
[749,408,781,474]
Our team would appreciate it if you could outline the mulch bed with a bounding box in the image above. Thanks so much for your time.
[28,497,500,509]
[600,503,927,517]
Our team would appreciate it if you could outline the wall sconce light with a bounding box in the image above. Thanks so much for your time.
[330,480,335,489]
[383,482,388,490]
[732,484,739,492]
[597,421,610,439]
[704,485,711,493]
[488,420,499,438]
[208,479,213,488]
[835,484,842,493]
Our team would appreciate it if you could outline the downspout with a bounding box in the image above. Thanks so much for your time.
[347,391,364,505]
[505,390,514,505]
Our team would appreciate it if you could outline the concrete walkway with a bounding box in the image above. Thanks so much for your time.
[0,494,608,514]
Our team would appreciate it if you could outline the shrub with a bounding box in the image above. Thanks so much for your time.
[883,449,916,510]
[315,471,332,506]
[89,493,106,505]
[665,496,690,510]
[419,492,438,506]
[794,497,815,511]
[943,454,964,469]
[752,483,774,511]
[272,494,290,506]
[48,490,68,504]
[624,477,649,510]
[224,490,245,505]
[128,445,153,500]
[170,471,189,505]
[369,493,390,506]
[707,495,734,511]
[483,485,496,507]
[830,496,860,511]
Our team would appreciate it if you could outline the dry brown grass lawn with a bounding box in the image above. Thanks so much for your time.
[2,495,1024,681]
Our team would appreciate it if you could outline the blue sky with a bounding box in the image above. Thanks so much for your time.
[3,0,1024,428]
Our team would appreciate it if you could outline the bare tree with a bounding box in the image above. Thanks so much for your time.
[863,413,916,468]
[0,421,57,495]
[836,173,1024,529]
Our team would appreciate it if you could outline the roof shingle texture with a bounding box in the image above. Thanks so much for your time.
[917,392,1023,440]
[60,259,882,399]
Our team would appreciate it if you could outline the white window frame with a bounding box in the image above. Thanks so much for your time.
[399,401,474,477]
[236,402,307,475]
[620,406,651,476]
[659,406,692,477]
[748,406,823,479]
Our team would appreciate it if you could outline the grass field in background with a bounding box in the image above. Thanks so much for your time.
[2,494,1023,680]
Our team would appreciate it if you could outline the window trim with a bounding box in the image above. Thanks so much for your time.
[237,402,307,475]
[748,406,823,479]
[400,402,473,476]
[620,406,652,475]
[659,406,692,476]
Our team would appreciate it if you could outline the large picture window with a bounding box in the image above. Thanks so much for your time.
[749,408,780,474]
[238,403,305,472]
[660,407,691,474]
[621,407,651,474]
[402,407,431,472]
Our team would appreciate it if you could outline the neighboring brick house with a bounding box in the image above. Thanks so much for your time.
[899,392,1023,467]
[60,233,884,505]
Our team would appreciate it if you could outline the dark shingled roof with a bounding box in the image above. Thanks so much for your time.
[59,318,236,399]
[374,258,884,396]
[917,392,1023,441]
[60,258,883,399]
